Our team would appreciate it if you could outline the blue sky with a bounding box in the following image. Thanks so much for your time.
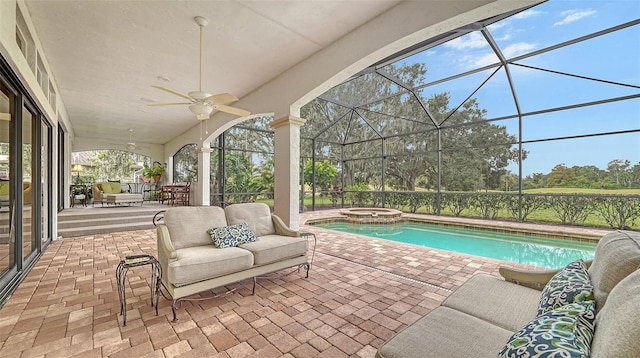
[398,0,640,176]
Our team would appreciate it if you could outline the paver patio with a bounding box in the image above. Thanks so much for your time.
[0,210,610,357]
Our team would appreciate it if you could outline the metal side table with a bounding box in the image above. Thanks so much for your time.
[116,254,161,326]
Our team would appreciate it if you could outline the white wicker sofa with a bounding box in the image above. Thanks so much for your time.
[376,230,640,358]
[156,203,310,321]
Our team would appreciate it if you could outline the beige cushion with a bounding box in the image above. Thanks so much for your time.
[588,230,640,309]
[164,206,228,250]
[168,246,253,286]
[591,269,640,358]
[442,273,541,332]
[225,203,275,237]
[239,234,308,266]
[376,306,513,358]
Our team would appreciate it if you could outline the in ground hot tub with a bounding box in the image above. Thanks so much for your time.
[339,208,403,223]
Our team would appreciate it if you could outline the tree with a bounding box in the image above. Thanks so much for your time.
[523,172,546,190]
[85,150,149,182]
[173,144,197,182]
[256,159,275,198]
[302,63,526,192]
[607,159,630,186]
[303,159,338,191]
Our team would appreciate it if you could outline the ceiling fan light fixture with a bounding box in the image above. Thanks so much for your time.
[189,103,213,120]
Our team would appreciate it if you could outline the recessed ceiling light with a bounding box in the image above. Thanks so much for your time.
[140,97,155,103]
[157,75,171,82]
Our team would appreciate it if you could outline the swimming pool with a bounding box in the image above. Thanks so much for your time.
[315,222,596,269]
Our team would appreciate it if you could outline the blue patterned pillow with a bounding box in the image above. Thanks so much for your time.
[498,302,596,358]
[538,259,595,316]
[207,223,257,248]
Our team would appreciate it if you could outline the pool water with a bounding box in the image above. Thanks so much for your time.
[316,222,596,269]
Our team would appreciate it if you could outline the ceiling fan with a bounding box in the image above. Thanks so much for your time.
[149,16,250,120]
[112,129,143,151]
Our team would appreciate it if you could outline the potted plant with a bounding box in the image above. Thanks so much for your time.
[143,163,164,182]
[72,186,85,200]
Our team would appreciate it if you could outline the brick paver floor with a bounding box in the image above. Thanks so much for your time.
[0,211,610,357]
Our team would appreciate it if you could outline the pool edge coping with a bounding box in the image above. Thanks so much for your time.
[304,215,605,244]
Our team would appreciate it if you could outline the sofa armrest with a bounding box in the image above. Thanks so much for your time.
[92,184,104,201]
[499,259,593,290]
[157,224,178,260]
[499,267,559,291]
[272,214,298,237]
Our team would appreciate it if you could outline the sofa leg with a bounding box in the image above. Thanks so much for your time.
[171,300,180,322]
[304,263,310,278]
[252,277,257,295]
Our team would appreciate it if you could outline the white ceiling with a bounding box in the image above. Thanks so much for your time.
[24,0,402,147]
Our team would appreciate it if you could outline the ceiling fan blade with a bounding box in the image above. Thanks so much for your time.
[0,113,10,121]
[206,93,239,105]
[213,104,250,117]
[152,85,193,101]
[148,102,192,107]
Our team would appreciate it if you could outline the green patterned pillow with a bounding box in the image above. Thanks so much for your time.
[538,259,595,316]
[498,302,596,358]
[207,223,256,248]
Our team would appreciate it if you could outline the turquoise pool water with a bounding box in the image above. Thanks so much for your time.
[316,222,596,269]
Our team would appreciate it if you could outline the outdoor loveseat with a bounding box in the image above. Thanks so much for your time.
[156,203,310,321]
[376,230,640,358]
[92,182,143,206]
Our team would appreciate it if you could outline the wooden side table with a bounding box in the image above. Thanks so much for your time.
[116,254,161,326]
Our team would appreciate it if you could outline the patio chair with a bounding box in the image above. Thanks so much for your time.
[172,182,190,206]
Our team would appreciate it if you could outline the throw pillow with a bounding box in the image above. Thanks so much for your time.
[538,259,595,316]
[207,223,257,248]
[498,301,596,358]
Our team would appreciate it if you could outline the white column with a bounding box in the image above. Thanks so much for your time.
[195,147,213,206]
[270,115,306,230]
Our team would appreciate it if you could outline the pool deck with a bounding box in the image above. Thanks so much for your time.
[0,210,613,357]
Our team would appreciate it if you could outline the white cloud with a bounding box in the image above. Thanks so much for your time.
[554,9,596,26]
[470,42,535,68]
[502,42,536,58]
[444,32,487,50]
[474,53,500,68]
[513,9,544,19]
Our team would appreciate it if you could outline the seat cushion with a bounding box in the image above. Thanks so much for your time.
[164,206,228,250]
[238,234,308,266]
[376,306,513,358]
[168,245,253,286]
[225,203,275,237]
[590,269,640,358]
[588,230,640,309]
[442,273,541,332]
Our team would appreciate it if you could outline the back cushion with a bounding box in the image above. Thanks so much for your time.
[590,269,640,358]
[164,206,227,249]
[0,182,8,196]
[101,182,121,194]
[225,203,275,237]
[588,230,640,309]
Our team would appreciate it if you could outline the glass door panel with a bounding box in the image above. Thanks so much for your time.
[0,86,13,276]
[41,122,49,244]
[21,106,35,260]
